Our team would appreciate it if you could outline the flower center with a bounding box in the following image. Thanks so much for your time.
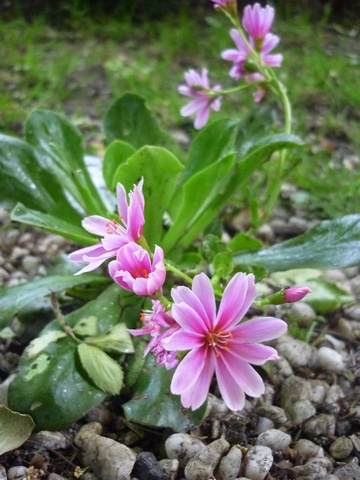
[206,329,233,357]
[106,217,126,235]
[132,267,149,279]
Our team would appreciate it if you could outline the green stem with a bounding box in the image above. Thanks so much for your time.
[165,260,193,285]
[50,293,81,344]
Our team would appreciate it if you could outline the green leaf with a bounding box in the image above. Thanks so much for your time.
[0,273,109,328]
[26,111,107,216]
[103,140,136,191]
[113,146,183,246]
[234,215,360,272]
[104,93,165,148]
[73,316,99,337]
[0,134,82,223]
[8,285,133,430]
[212,251,234,279]
[123,355,206,432]
[8,337,107,431]
[182,118,238,182]
[0,405,35,455]
[162,153,236,252]
[88,323,134,354]
[11,203,96,245]
[77,343,124,395]
[228,232,263,253]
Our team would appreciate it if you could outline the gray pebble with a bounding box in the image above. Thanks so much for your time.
[184,438,230,480]
[345,304,360,320]
[0,466,6,480]
[277,339,314,368]
[255,429,291,450]
[329,436,353,460]
[308,379,329,404]
[334,457,360,479]
[286,399,316,425]
[293,439,324,462]
[289,302,316,327]
[314,346,345,373]
[324,384,345,414]
[132,451,166,480]
[270,356,293,385]
[303,414,336,438]
[158,459,179,480]
[281,376,312,412]
[291,463,328,479]
[242,446,273,480]
[255,405,288,425]
[22,254,41,274]
[7,466,27,480]
[165,433,206,468]
[218,445,243,480]
[350,275,360,297]
[48,475,69,480]
[32,430,70,450]
[255,416,274,434]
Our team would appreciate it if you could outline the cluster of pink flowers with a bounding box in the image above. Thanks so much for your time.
[179,2,283,128]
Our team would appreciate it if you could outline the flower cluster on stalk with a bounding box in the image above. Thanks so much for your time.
[179,2,283,128]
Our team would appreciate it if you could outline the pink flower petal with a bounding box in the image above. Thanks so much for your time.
[230,343,280,365]
[82,215,109,235]
[216,272,256,330]
[192,273,216,327]
[214,357,246,411]
[163,330,204,351]
[232,317,287,343]
[171,302,209,334]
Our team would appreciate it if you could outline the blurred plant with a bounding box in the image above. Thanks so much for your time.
[0,1,360,432]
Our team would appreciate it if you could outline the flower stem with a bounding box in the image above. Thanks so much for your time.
[165,260,193,285]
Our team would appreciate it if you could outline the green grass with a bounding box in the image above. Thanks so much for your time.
[1,9,359,219]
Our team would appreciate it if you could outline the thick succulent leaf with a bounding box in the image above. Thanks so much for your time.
[123,355,206,432]
[113,146,183,247]
[0,274,109,328]
[234,215,360,272]
[11,203,96,245]
[25,110,107,215]
[104,93,165,148]
[0,405,35,455]
[103,140,136,191]
[0,134,81,223]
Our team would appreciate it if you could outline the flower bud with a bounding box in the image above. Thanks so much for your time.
[284,286,312,303]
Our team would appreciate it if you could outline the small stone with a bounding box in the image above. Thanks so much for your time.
[32,431,70,450]
[302,414,336,438]
[158,459,179,480]
[324,384,346,414]
[0,465,6,480]
[289,302,316,327]
[270,356,293,385]
[334,457,360,479]
[255,416,274,434]
[184,438,230,480]
[132,451,166,480]
[48,474,69,480]
[22,254,41,274]
[350,433,360,452]
[277,339,314,368]
[346,304,360,321]
[288,399,316,425]
[9,246,28,261]
[314,346,345,373]
[242,446,273,480]
[255,405,288,425]
[350,275,360,297]
[217,445,242,480]
[256,223,274,243]
[329,436,353,460]
[291,463,328,479]
[281,376,312,413]
[7,466,27,480]
[293,439,324,462]
[308,379,329,404]
[165,433,206,468]
[256,429,291,450]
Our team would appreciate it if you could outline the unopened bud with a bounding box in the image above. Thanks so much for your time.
[284,286,312,303]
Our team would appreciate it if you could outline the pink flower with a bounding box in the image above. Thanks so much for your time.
[69,179,145,274]
[242,3,275,40]
[163,272,287,411]
[221,29,283,81]
[108,242,166,296]
[284,286,312,303]
[211,0,235,6]
[178,68,222,129]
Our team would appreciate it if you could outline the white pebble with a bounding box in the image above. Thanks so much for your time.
[315,346,345,373]
[184,438,229,480]
[218,445,243,480]
[255,416,275,434]
[242,446,273,480]
[288,399,316,425]
[256,429,291,450]
[293,439,324,461]
[165,433,206,468]
[277,339,314,368]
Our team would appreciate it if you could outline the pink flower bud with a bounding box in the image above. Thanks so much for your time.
[284,286,312,303]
